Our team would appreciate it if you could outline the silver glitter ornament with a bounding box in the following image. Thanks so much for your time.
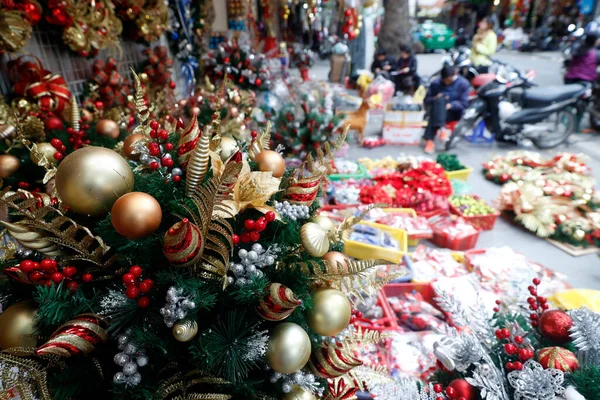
[136,355,149,367]
[129,372,142,386]
[124,343,137,355]
[123,361,138,376]
[507,360,565,400]
[114,353,128,366]
[113,372,127,384]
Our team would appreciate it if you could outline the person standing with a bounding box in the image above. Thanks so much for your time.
[395,45,419,94]
[422,65,469,154]
[471,16,498,73]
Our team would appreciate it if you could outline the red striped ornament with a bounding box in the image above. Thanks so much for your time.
[36,314,107,357]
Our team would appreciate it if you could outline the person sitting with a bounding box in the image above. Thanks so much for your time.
[371,48,395,76]
[395,44,419,95]
[565,32,600,84]
[423,65,469,154]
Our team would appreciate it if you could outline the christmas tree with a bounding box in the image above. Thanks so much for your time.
[0,75,397,400]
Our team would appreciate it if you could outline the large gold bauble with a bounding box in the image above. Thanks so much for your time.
[172,319,198,342]
[321,251,349,273]
[111,192,162,239]
[30,143,57,166]
[265,322,311,374]
[219,136,239,161]
[82,109,93,122]
[0,154,20,178]
[0,300,38,350]
[312,215,335,233]
[306,288,351,337]
[96,119,120,139]
[123,133,144,161]
[300,222,329,257]
[281,385,317,400]
[55,146,134,216]
[255,150,286,178]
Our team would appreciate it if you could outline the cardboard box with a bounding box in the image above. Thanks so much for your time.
[382,123,424,145]
[330,54,350,83]
[384,109,425,125]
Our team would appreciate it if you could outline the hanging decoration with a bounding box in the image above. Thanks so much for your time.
[113,0,168,42]
[341,7,362,41]
[89,58,130,108]
[9,56,71,113]
[45,0,122,57]
[167,0,200,97]
[0,0,42,53]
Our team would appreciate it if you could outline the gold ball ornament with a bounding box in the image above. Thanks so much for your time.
[191,106,201,115]
[233,95,241,105]
[312,215,335,233]
[123,133,144,161]
[0,300,38,350]
[300,222,330,257]
[230,107,239,118]
[219,136,240,161]
[95,119,120,139]
[255,150,286,178]
[265,322,311,374]
[281,385,316,400]
[55,146,134,216]
[306,288,351,337]
[321,251,349,273]
[0,154,20,178]
[30,143,58,166]
[172,319,198,342]
[111,192,162,239]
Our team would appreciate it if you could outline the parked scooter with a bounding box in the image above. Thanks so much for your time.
[446,61,591,150]
[519,26,560,52]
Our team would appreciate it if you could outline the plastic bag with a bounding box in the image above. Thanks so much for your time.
[367,75,395,104]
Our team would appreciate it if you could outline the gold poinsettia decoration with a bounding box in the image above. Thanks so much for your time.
[214,161,280,218]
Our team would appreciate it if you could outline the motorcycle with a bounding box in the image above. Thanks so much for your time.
[446,61,591,150]
[519,26,560,52]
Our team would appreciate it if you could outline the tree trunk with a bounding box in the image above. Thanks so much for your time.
[378,0,411,57]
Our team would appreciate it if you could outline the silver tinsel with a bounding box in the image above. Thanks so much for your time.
[241,329,269,362]
[273,201,310,221]
[228,244,279,286]
[569,307,600,365]
[433,331,484,372]
[268,369,321,395]
[467,363,510,400]
[160,286,196,327]
[112,332,148,387]
[99,289,129,316]
[507,360,565,400]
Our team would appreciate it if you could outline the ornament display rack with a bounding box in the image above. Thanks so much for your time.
[0,26,165,102]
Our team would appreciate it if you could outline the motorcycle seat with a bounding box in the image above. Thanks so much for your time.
[522,84,586,107]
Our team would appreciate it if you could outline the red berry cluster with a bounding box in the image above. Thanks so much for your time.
[432,383,466,400]
[147,120,176,173]
[122,266,154,308]
[349,309,363,324]
[526,278,547,328]
[50,138,68,161]
[66,119,90,149]
[18,259,79,291]
[495,327,534,371]
[233,211,276,245]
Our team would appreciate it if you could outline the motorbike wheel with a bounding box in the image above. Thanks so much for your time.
[531,110,576,149]
[445,118,479,151]
[589,112,600,131]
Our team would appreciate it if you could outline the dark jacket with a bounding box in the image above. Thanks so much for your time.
[371,56,396,73]
[425,76,470,112]
[396,55,417,76]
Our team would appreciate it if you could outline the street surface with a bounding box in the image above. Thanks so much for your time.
[311,50,600,289]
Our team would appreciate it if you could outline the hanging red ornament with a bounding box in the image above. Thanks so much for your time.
[447,379,478,400]
[36,314,108,357]
[537,346,579,373]
[538,310,573,344]
[308,341,362,378]
[257,283,302,321]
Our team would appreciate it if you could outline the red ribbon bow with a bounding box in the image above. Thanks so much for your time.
[92,58,127,106]
[11,57,71,112]
[143,46,173,85]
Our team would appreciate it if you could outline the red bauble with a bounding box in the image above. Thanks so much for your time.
[539,310,573,344]
[537,346,579,373]
[23,0,42,24]
[255,78,262,86]
[45,117,64,131]
[447,379,477,400]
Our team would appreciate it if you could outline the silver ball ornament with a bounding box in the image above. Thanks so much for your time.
[113,372,127,384]
[123,361,138,376]
[114,353,129,366]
